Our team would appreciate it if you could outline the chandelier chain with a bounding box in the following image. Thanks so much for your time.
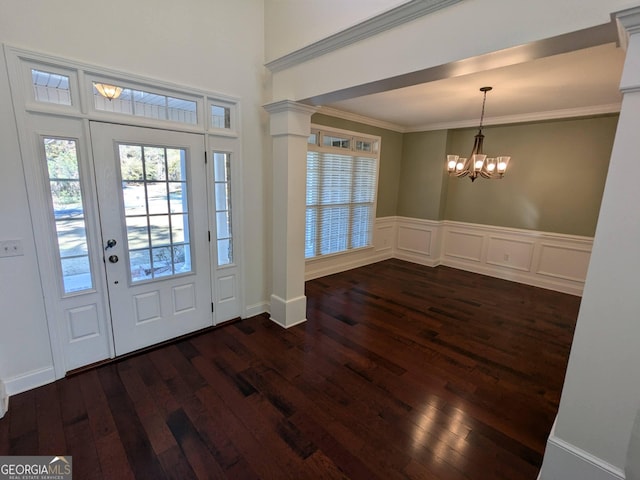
[479,89,487,130]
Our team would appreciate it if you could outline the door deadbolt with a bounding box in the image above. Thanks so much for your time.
[108,255,119,263]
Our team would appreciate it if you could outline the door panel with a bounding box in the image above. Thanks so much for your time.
[28,114,112,372]
[90,122,212,355]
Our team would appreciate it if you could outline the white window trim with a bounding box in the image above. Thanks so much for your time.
[5,45,240,137]
[306,124,381,260]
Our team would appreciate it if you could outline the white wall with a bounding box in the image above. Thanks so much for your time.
[0,0,267,391]
[264,0,410,62]
[0,42,53,391]
[268,0,637,103]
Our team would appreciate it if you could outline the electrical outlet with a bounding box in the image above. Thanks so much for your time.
[0,239,24,258]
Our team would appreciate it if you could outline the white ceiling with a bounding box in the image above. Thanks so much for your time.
[321,42,625,132]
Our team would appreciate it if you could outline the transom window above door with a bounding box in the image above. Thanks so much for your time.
[16,50,239,134]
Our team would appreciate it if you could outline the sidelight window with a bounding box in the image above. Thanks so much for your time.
[43,137,94,293]
[212,152,234,266]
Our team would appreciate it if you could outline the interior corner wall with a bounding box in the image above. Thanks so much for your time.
[444,115,618,237]
[310,113,404,217]
[396,130,449,220]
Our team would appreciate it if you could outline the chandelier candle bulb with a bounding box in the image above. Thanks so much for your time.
[497,156,510,174]
[446,86,510,181]
[447,155,458,171]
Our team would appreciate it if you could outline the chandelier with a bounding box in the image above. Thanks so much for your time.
[446,86,510,182]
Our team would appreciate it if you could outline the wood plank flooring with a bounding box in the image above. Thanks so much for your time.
[0,259,580,479]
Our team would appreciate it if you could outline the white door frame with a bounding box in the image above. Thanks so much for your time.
[5,45,245,379]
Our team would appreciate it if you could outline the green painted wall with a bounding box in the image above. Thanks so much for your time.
[397,130,448,220]
[312,112,617,237]
[444,115,618,236]
[311,113,403,217]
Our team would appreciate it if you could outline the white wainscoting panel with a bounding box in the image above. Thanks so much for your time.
[304,217,592,296]
[397,225,432,255]
[394,217,442,267]
[537,244,592,283]
[444,229,484,262]
[441,221,592,296]
[374,217,395,254]
[486,236,535,272]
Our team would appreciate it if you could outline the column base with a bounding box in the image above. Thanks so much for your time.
[269,294,307,328]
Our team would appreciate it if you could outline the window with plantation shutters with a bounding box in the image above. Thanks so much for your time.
[306,126,380,259]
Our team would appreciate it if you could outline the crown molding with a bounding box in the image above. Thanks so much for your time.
[265,0,464,73]
[316,103,621,134]
[405,103,622,132]
[316,106,407,132]
[613,6,640,53]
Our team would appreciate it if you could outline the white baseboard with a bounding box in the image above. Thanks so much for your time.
[4,366,56,396]
[305,250,392,281]
[269,294,307,328]
[441,257,585,296]
[244,301,269,318]
[540,434,625,480]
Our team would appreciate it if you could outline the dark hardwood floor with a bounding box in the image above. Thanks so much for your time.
[0,259,580,479]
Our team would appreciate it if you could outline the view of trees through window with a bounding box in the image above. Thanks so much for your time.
[44,137,93,293]
[118,144,192,282]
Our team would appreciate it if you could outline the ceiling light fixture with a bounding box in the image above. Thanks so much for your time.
[94,82,123,101]
[446,86,510,182]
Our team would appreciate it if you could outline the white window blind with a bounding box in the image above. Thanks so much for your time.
[305,131,379,259]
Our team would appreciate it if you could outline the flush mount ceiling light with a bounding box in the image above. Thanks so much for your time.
[446,86,510,182]
[94,82,123,100]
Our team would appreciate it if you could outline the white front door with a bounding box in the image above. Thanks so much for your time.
[90,122,212,356]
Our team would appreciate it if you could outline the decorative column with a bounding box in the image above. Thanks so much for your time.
[264,100,318,328]
[540,6,640,479]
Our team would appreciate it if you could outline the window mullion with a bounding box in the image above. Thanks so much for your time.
[314,154,324,257]
[347,151,356,249]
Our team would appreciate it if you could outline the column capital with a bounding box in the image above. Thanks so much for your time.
[264,100,319,137]
[616,6,640,41]
[615,6,640,93]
